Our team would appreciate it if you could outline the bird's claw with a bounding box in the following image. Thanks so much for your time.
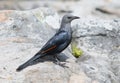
[59,62,69,68]
[54,61,69,68]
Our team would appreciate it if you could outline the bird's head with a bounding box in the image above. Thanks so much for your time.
[62,14,79,23]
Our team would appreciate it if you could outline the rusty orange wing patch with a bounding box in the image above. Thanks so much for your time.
[41,45,56,54]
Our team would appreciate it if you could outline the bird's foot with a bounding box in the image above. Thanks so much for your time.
[54,61,69,68]
[53,55,69,68]
[59,62,69,68]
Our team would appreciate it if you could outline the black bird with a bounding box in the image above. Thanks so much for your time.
[16,14,79,71]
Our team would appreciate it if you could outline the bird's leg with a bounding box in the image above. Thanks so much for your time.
[53,55,69,68]
[53,55,60,65]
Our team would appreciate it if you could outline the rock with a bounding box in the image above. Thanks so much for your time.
[24,63,69,83]
[95,6,120,17]
[73,18,120,83]
[0,0,120,19]
[0,8,76,83]
[69,72,91,83]
[0,7,120,83]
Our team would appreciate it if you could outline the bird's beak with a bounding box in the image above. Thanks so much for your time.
[73,16,80,19]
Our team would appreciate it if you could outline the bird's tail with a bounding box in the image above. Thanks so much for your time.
[16,54,43,72]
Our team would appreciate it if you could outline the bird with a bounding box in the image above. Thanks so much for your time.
[16,14,79,72]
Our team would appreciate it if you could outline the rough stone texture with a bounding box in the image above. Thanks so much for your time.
[72,18,120,83]
[0,0,120,19]
[0,8,82,83]
[0,8,120,83]
[69,73,91,83]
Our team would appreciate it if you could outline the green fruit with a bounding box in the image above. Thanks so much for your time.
[71,44,83,58]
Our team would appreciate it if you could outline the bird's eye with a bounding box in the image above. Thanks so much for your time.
[68,17,71,19]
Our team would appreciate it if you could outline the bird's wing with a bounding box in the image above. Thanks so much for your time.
[40,31,68,54]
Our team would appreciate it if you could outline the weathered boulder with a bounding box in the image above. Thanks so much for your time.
[0,7,120,83]
[0,8,84,83]
[72,18,120,83]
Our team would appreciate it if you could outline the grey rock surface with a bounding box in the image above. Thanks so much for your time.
[0,8,83,83]
[0,0,120,19]
[0,7,120,83]
[72,18,120,83]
